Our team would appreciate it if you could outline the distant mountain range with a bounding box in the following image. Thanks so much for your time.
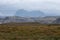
[0,9,60,17]
[0,16,60,24]
[0,9,60,24]
[15,9,44,17]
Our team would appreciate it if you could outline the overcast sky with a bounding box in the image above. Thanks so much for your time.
[0,0,60,16]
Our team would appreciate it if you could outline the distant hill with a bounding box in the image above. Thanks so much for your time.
[0,16,60,24]
[15,9,44,17]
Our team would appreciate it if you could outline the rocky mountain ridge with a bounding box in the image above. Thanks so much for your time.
[0,16,60,24]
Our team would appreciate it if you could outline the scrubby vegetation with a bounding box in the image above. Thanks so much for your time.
[0,22,60,40]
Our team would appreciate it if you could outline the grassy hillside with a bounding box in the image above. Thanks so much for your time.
[0,23,60,40]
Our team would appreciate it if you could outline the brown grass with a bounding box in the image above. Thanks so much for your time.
[0,23,60,40]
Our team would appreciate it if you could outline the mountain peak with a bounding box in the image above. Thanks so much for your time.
[15,9,44,17]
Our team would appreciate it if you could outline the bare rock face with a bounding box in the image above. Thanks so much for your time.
[52,18,60,24]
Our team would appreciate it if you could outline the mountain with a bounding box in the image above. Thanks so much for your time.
[15,9,44,17]
[53,18,60,24]
[0,16,35,24]
[0,16,60,24]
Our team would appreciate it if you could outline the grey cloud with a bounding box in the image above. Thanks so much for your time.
[0,0,60,10]
[0,0,60,16]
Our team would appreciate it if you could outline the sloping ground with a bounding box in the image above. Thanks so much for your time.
[0,23,60,40]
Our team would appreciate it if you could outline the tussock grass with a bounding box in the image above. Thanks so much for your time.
[0,23,60,40]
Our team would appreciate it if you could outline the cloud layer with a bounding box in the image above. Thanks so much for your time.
[0,0,60,10]
[0,0,60,16]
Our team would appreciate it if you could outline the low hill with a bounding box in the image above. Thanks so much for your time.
[0,16,60,24]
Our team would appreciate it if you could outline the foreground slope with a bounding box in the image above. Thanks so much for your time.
[0,23,60,40]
